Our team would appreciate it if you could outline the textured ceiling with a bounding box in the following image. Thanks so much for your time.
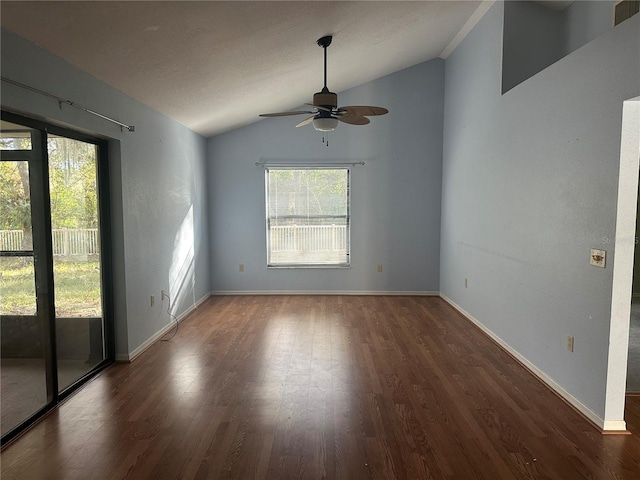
[1,1,487,137]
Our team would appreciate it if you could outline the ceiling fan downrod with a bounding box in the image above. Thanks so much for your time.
[317,35,332,92]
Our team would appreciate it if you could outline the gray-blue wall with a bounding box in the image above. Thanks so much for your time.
[1,28,211,358]
[207,60,444,293]
[563,0,616,53]
[502,1,617,92]
[502,0,566,92]
[441,2,639,420]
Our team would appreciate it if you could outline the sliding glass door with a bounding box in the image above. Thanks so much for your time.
[0,124,51,437]
[48,135,107,390]
[0,113,113,445]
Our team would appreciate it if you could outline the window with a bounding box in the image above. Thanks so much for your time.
[266,168,350,267]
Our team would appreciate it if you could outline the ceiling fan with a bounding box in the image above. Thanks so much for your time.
[259,35,388,132]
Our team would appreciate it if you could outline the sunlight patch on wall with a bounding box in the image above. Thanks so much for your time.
[169,205,195,314]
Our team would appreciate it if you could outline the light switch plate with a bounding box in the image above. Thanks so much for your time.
[590,249,606,268]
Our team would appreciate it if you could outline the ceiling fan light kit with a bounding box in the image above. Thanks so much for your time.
[259,35,388,140]
[313,117,339,132]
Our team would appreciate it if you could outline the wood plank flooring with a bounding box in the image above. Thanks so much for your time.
[2,295,640,479]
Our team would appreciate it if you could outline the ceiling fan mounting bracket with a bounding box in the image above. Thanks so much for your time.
[317,35,333,49]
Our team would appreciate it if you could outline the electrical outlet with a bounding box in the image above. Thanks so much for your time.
[464,278,468,288]
[239,264,244,272]
[150,295,155,307]
[590,249,606,268]
[161,289,166,300]
[567,335,574,352]
[377,264,383,272]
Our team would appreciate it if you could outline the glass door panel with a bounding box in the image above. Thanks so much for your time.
[1,138,49,436]
[47,135,105,391]
[1,112,112,446]
[0,256,37,316]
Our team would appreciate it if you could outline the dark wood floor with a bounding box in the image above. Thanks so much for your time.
[2,296,640,479]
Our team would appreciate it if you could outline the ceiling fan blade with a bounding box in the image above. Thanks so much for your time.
[338,115,370,125]
[296,116,315,128]
[337,106,388,117]
[259,110,314,117]
[305,103,332,113]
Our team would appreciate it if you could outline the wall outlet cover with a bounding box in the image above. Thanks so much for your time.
[567,335,574,352]
[590,249,606,268]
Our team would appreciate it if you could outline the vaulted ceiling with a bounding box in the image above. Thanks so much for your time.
[1,1,490,137]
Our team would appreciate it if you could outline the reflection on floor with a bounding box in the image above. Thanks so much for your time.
[0,358,99,437]
[628,299,640,392]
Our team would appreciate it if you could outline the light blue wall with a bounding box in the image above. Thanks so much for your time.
[441,2,639,419]
[502,1,617,93]
[1,29,211,357]
[502,0,566,92]
[207,60,444,293]
[563,0,615,54]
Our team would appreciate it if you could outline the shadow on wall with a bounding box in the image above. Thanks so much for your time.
[169,204,195,315]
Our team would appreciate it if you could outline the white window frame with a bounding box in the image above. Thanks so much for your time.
[265,167,351,268]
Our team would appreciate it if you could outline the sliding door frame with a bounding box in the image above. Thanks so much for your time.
[1,110,115,447]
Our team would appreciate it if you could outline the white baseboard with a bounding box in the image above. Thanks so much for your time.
[439,294,623,432]
[603,420,628,432]
[117,293,211,363]
[210,290,440,296]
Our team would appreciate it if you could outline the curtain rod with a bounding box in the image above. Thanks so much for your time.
[256,161,365,168]
[1,76,135,132]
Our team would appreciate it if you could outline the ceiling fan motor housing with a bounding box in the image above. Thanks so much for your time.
[313,91,337,110]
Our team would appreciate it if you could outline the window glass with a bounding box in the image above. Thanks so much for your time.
[266,168,350,267]
[0,121,33,150]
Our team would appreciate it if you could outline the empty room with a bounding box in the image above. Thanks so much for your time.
[1,1,640,478]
